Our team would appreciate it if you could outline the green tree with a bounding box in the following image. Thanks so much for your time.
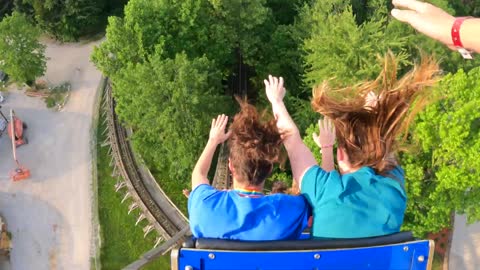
[0,11,45,84]
[14,0,129,41]
[92,0,236,77]
[301,0,410,88]
[401,67,480,236]
[112,52,234,186]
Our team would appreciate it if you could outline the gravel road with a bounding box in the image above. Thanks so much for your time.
[0,39,102,270]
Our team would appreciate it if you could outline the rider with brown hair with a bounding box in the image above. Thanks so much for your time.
[188,100,310,240]
[265,54,440,238]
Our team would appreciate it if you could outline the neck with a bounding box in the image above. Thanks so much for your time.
[339,165,361,175]
[232,178,264,192]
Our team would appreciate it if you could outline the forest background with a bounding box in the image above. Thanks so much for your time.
[1,0,480,267]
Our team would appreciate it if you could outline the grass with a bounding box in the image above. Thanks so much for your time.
[432,252,444,270]
[97,110,170,269]
[44,82,71,110]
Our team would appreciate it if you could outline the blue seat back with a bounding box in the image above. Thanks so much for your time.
[171,232,434,270]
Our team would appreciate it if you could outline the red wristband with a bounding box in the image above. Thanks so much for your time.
[452,17,474,59]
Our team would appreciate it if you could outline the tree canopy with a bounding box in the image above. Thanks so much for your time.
[0,11,45,84]
[92,0,480,237]
[14,0,128,41]
[401,67,480,236]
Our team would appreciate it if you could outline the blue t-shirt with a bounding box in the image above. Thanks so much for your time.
[301,165,406,239]
[188,184,311,241]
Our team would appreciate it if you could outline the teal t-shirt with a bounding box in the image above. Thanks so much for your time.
[188,184,311,240]
[301,165,406,239]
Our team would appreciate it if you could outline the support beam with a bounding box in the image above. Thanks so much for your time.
[143,225,154,238]
[128,203,138,214]
[135,214,146,226]
[114,181,126,192]
[121,192,131,203]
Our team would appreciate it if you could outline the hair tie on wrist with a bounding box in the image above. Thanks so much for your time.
[321,144,333,149]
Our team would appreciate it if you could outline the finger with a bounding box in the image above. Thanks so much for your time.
[392,0,428,13]
[269,74,273,84]
[264,79,269,88]
[221,115,228,129]
[221,114,227,127]
[326,118,333,131]
[279,77,284,88]
[225,130,232,139]
[273,76,278,88]
[216,115,223,127]
[391,8,422,24]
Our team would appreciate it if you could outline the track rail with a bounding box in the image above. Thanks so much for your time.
[102,80,189,250]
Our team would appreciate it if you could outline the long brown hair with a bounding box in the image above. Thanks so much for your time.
[311,53,440,175]
[228,99,283,186]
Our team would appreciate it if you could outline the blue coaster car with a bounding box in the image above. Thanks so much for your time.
[171,232,433,270]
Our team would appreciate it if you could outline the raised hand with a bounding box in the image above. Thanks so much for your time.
[209,114,231,144]
[391,0,455,48]
[264,75,285,105]
[312,117,336,149]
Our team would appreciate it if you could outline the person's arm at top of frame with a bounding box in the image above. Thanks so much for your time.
[312,118,336,172]
[391,0,480,54]
[191,114,231,190]
[264,75,317,187]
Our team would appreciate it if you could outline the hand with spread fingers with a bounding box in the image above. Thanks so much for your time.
[313,117,336,150]
[264,75,286,106]
[209,114,231,145]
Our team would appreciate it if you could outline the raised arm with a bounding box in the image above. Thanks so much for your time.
[391,0,480,54]
[191,114,231,190]
[264,75,317,186]
[312,118,336,172]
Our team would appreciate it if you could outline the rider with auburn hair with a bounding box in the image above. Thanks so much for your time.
[189,100,310,240]
[265,54,440,238]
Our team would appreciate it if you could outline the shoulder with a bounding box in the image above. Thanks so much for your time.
[301,165,341,190]
[266,193,311,213]
[189,184,223,203]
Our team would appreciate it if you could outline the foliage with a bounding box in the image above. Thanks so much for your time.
[300,0,411,88]
[449,0,480,17]
[92,0,303,207]
[303,122,323,164]
[14,0,128,41]
[43,82,71,110]
[0,0,13,19]
[0,11,45,84]
[112,52,233,188]
[401,67,480,236]
[96,111,169,269]
[93,0,480,239]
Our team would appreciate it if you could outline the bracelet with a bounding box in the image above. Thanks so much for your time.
[321,144,333,149]
[452,17,474,59]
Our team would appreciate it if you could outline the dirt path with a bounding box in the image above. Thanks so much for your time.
[0,39,102,270]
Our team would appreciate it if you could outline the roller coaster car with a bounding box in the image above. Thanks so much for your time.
[171,231,434,270]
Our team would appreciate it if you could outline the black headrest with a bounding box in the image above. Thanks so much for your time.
[185,232,414,251]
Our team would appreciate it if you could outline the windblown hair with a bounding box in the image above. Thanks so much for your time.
[228,99,283,186]
[311,53,440,176]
